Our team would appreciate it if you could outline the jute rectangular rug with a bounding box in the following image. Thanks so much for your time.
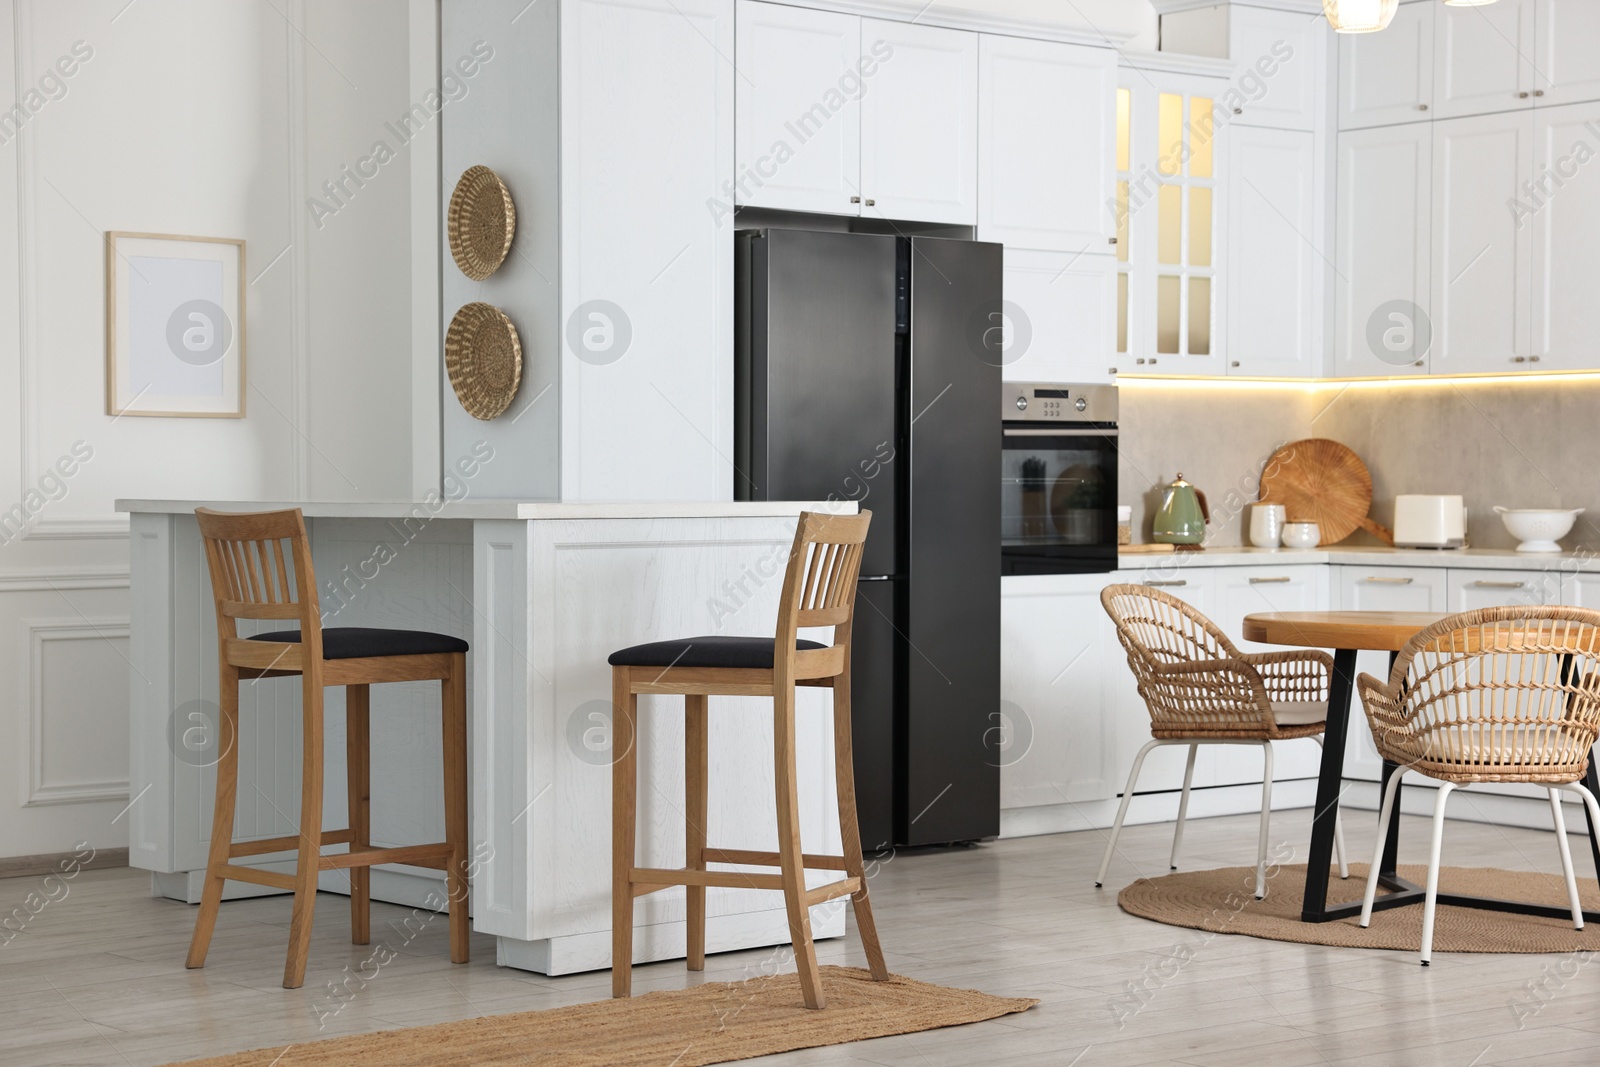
[164,967,1037,1067]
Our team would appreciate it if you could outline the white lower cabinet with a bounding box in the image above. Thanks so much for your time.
[1333,565,1448,781]
[1446,567,1556,612]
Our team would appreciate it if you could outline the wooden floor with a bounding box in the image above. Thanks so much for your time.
[9,809,1600,1066]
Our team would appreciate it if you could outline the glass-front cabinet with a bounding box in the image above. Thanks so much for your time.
[1117,67,1228,375]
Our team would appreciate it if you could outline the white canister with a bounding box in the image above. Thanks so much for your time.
[1281,522,1321,550]
[1249,503,1287,548]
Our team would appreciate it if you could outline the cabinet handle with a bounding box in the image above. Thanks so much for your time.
[1109,366,1119,375]
[850,196,862,204]
[1414,360,1425,367]
[1231,361,1241,367]
[1472,580,1527,589]
[1233,107,1243,115]
[1136,358,1146,365]
[1149,358,1159,365]
[1417,103,1429,111]
[1145,580,1188,588]
[1108,237,1118,245]
[1536,89,1546,97]
[1530,355,1541,363]
[865,198,876,207]
[1519,91,1531,99]
[1364,576,1414,584]
[1249,576,1292,584]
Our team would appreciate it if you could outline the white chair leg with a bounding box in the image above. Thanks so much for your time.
[1548,788,1584,931]
[1255,741,1274,899]
[1170,744,1199,871]
[1312,736,1350,879]
[1420,782,1456,967]
[1359,767,1404,928]
[1097,739,1163,888]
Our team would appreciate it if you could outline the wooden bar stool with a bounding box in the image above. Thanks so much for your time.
[185,507,470,989]
[608,510,889,1010]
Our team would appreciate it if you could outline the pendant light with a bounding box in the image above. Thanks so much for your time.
[1442,0,1499,6]
[1321,0,1399,33]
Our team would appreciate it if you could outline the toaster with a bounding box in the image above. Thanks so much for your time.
[1393,495,1467,549]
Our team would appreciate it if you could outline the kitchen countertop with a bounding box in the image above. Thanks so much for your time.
[114,499,852,520]
[1117,544,1598,572]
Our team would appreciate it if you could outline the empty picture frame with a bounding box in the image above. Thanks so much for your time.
[105,232,246,417]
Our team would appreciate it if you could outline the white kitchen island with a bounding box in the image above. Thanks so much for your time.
[118,498,851,975]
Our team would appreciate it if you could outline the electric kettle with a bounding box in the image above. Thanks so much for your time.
[1153,473,1210,545]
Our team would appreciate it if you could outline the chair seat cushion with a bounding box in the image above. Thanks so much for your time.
[1271,700,1328,726]
[608,635,828,669]
[249,627,468,660]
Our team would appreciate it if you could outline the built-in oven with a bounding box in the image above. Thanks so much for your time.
[1001,382,1119,575]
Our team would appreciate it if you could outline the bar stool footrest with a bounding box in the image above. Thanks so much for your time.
[701,848,848,871]
[229,829,354,858]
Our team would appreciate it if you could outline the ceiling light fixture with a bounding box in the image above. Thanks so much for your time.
[1442,0,1499,7]
[1321,0,1399,33]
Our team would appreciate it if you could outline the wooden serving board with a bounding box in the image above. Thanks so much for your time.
[1258,438,1394,546]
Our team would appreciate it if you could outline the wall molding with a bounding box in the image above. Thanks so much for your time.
[22,615,132,807]
[0,565,129,593]
[19,517,131,541]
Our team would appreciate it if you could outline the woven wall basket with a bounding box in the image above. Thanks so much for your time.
[447,165,516,280]
[445,302,522,420]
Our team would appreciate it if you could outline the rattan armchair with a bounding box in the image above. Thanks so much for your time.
[1357,606,1600,965]
[1096,584,1347,898]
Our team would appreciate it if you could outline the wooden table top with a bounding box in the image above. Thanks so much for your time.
[1241,611,1447,652]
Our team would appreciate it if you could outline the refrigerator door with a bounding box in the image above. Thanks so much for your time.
[849,576,900,851]
[902,236,1003,845]
[737,229,899,579]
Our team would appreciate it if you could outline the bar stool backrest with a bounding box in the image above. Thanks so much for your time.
[194,508,321,656]
[1362,606,1600,782]
[774,510,872,662]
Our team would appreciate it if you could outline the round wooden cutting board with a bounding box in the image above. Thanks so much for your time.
[1258,439,1394,546]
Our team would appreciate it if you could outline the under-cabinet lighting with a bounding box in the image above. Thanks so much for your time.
[1117,369,1600,392]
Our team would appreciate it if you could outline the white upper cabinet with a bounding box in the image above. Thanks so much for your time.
[1338,1,1434,129]
[1333,124,1432,375]
[1000,249,1116,385]
[858,18,977,225]
[978,35,1116,253]
[1433,0,1538,120]
[1534,0,1600,106]
[1226,126,1318,377]
[735,1,861,215]
[733,2,976,223]
[1529,101,1600,371]
[1429,111,1535,375]
[1226,6,1325,131]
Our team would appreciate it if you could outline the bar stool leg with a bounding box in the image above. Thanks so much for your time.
[685,693,709,972]
[346,683,371,946]
[284,674,326,989]
[187,665,241,970]
[612,667,638,999]
[442,655,470,963]
[830,673,887,981]
[774,685,824,1010]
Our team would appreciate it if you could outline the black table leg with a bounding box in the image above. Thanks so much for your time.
[1583,760,1600,881]
[1302,647,1357,922]
[1379,651,1403,878]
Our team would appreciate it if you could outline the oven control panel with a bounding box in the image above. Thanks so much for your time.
[1002,383,1118,423]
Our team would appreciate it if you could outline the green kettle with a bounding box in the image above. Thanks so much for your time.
[1152,473,1210,545]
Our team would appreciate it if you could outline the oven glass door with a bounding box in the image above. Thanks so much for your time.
[1001,425,1118,575]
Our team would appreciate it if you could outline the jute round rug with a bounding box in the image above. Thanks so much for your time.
[162,966,1036,1067]
[1119,863,1600,953]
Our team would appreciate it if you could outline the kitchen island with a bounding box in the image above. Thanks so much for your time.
[118,498,851,975]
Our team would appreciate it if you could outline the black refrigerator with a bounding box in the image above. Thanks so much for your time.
[735,228,1001,848]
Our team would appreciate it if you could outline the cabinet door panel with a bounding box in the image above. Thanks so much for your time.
[1530,101,1600,370]
[978,35,1115,252]
[1431,112,1534,375]
[1535,0,1600,106]
[1228,127,1317,376]
[1338,1,1434,130]
[1334,125,1432,374]
[734,1,861,215]
[1229,6,1324,131]
[1446,567,1554,613]
[1001,249,1115,385]
[1433,0,1536,120]
[859,19,976,225]
[1000,577,1115,808]
[1215,566,1330,785]
[1334,566,1447,781]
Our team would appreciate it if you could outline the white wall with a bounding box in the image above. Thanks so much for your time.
[0,0,422,859]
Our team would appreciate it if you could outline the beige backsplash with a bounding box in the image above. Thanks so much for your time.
[1119,378,1600,552]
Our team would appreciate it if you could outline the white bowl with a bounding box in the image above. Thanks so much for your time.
[1281,522,1320,550]
[1494,506,1583,553]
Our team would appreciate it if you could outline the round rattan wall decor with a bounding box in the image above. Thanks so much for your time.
[445,302,522,421]
[447,165,516,280]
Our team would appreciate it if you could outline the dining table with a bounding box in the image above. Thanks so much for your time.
[1241,609,1600,925]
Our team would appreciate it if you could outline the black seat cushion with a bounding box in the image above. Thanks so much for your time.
[249,627,468,660]
[607,635,827,669]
